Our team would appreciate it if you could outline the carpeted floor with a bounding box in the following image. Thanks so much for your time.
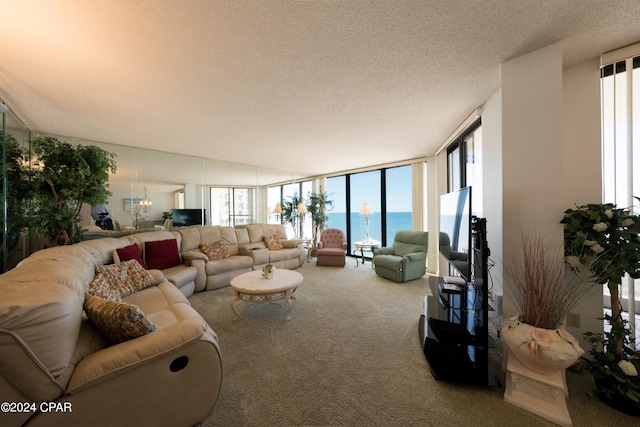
[190,259,636,426]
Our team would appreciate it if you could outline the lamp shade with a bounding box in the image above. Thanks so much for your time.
[360,202,372,215]
[273,203,282,214]
[297,202,307,214]
[266,207,273,215]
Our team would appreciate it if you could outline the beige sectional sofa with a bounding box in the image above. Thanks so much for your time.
[0,223,304,427]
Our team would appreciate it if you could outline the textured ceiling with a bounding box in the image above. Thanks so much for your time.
[1,1,639,179]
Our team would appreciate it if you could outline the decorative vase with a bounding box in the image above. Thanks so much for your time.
[501,316,584,375]
[262,265,275,279]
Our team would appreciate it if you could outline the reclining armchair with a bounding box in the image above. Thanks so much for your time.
[373,230,428,282]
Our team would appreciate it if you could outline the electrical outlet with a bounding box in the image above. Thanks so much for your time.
[488,290,494,300]
[566,312,581,328]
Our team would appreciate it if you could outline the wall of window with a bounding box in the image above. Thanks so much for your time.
[210,187,255,226]
[446,119,482,216]
[326,164,413,256]
[267,180,312,238]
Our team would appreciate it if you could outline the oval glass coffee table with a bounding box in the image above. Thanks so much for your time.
[230,269,303,321]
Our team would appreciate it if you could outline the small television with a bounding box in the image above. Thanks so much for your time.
[171,209,206,227]
[439,186,472,282]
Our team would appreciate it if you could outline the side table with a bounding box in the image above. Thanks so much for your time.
[354,240,380,268]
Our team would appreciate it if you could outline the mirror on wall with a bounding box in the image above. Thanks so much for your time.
[1,101,313,271]
[1,100,32,272]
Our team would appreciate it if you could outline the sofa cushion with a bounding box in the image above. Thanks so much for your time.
[84,293,157,344]
[205,255,254,275]
[264,234,284,250]
[114,243,147,269]
[200,240,230,260]
[145,239,181,270]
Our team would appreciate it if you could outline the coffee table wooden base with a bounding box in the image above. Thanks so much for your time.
[230,270,303,321]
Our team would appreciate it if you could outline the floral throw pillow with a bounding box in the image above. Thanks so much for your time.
[90,263,128,300]
[119,259,157,296]
[84,293,157,344]
[200,240,230,261]
[90,260,157,301]
[264,234,284,250]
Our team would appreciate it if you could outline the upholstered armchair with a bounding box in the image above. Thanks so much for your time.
[317,228,347,267]
[373,230,428,282]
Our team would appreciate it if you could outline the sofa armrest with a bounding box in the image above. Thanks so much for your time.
[405,252,427,262]
[147,269,165,284]
[281,240,300,249]
[246,247,269,265]
[67,318,209,392]
[239,243,264,255]
[181,249,208,262]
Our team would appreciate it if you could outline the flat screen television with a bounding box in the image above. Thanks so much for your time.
[439,186,472,282]
[171,209,206,227]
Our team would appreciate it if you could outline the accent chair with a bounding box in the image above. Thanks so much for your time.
[316,228,347,267]
[373,230,428,282]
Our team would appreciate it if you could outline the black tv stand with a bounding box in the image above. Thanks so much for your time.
[418,217,499,386]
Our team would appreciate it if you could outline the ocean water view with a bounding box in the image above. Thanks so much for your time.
[325,211,413,254]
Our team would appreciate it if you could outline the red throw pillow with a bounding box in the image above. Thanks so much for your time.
[116,243,147,269]
[145,239,181,270]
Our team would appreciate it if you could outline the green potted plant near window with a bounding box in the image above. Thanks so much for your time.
[562,202,640,415]
[305,189,334,253]
[281,193,303,237]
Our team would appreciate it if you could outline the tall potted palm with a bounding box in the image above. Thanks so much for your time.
[562,202,640,414]
[305,189,333,251]
[281,193,303,238]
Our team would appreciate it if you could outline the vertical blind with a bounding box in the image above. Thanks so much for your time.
[600,43,640,338]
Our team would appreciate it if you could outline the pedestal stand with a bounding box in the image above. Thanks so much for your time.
[503,352,572,427]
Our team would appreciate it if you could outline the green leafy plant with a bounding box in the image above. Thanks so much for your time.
[577,314,640,415]
[281,193,304,237]
[562,203,640,356]
[562,202,640,413]
[26,136,117,246]
[305,189,334,249]
[0,132,31,269]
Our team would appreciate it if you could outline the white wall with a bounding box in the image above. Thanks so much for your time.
[500,42,565,319]
[562,58,605,343]
[480,88,503,308]
[471,44,605,349]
